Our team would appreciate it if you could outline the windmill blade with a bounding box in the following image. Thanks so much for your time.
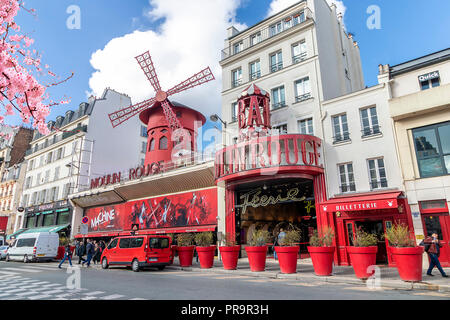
[166,67,215,97]
[135,51,162,93]
[108,97,156,128]
[160,100,182,132]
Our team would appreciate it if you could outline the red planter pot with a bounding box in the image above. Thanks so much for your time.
[170,245,177,265]
[219,246,240,270]
[275,246,300,274]
[196,246,216,269]
[308,246,335,276]
[177,246,195,267]
[347,246,378,279]
[245,246,267,272]
[390,246,424,282]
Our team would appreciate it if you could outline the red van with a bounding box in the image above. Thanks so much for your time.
[101,235,172,272]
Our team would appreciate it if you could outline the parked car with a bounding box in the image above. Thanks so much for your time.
[0,246,9,260]
[101,235,172,272]
[6,232,59,262]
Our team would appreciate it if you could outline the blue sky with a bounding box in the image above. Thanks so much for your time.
[8,0,450,134]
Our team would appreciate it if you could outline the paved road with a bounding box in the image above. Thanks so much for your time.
[0,260,449,300]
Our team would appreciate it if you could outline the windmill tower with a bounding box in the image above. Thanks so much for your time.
[108,51,215,167]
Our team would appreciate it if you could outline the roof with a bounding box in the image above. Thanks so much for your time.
[138,99,206,126]
[19,224,71,235]
[390,47,450,77]
[240,84,270,98]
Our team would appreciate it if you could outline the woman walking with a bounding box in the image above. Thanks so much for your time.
[58,243,73,268]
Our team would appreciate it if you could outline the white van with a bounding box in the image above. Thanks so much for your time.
[6,232,59,262]
[0,236,5,247]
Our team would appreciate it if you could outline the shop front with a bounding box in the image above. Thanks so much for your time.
[319,191,414,267]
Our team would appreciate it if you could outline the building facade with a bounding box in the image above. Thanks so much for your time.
[382,48,450,266]
[13,88,148,239]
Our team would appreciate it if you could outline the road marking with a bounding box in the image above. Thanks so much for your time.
[2,267,43,273]
[18,265,59,271]
[28,295,52,300]
[83,291,105,296]
[0,270,20,276]
[412,291,450,297]
[100,294,125,300]
[2,288,28,294]
[286,282,319,287]
[129,298,146,300]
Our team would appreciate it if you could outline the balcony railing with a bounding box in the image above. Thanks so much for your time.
[370,179,388,190]
[333,133,350,144]
[292,52,307,64]
[340,184,356,193]
[232,78,243,88]
[295,92,312,103]
[270,62,283,73]
[221,7,313,61]
[361,125,381,138]
[271,101,287,110]
[250,71,261,81]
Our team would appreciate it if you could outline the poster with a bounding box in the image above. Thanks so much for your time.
[85,188,217,233]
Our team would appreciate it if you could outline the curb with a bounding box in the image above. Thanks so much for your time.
[166,265,450,293]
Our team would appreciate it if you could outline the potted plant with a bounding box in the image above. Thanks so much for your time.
[245,229,270,272]
[219,232,240,270]
[194,232,216,269]
[307,227,335,276]
[385,223,423,282]
[347,228,378,279]
[176,233,195,267]
[274,228,301,274]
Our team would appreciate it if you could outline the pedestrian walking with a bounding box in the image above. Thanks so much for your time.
[76,240,86,264]
[58,243,73,268]
[423,233,449,278]
[82,239,95,267]
[93,243,102,265]
[274,228,286,260]
[99,240,106,251]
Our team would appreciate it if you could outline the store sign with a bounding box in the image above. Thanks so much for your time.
[84,188,217,233]
[240,187,306,214]
[215,134,322,180]
[418,71,439,82]
[25,200,71,214]
[321,199,398,213]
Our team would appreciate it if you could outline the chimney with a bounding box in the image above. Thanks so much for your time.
[227,26,240,38]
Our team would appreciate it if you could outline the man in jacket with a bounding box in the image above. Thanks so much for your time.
[82,239,94,267]
[76,240,86,264]
[424,233,448,277]
[58,243,73,268]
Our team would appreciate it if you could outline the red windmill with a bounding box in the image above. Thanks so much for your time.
[108,51,215,167]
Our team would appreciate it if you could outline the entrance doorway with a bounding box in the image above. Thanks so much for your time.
[345,219,390,264]
[421,214,450,267]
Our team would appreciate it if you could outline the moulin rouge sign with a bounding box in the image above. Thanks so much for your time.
[90,160,164,189]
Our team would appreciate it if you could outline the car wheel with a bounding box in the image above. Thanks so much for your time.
[157,266,165,271]
[101,257,109,269]
[131,259,140,272]
[23,255,28,263]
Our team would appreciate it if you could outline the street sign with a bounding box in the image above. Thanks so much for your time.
[80,224,88,235]
[81,216,89,224]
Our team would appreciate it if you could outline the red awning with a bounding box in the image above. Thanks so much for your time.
[320,191,402,213]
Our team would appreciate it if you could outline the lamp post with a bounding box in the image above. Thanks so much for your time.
[210,114,227,148]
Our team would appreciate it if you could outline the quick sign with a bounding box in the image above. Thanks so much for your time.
[418,71,439,82]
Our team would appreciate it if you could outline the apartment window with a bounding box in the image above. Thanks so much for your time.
[273,124,288,135]
[419,72,440,90]
[141,126,148,138]
[55,147,63,160]
[39,155,44,167]
[413,121,450,178]
[368,158,388,190]
[294,77,311,102]
[36,173,42,186]
[29,159,34,170]
[231,68,242,88]
[249,60,261,80]
[159,136,168,150]
[25,176,32,190]
[22,194,29,207]
[62,183,71,198]
[39,189,47,204]
[44,170,50,183]
[270,51,283,73]
[332,114,350,143]
[31,192,37,205]
[360,106,380,137]
[338,163,356,193]
[233,41,243,54]
[292,41,307,64]
[141,141,147,153]
[298,118,313,135]
[271,86,286,110]
[269,21,282,37]
[293,11,305,25]
[231,102,239,122]
[46,152,53,164]
[250,32,261,46]
[54,167,60,181]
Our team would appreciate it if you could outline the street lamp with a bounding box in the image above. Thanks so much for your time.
[210,114,227,147]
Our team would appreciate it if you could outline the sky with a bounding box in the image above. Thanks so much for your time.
[7,0,450,137]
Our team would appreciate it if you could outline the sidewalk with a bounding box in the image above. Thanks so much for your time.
[167,256,450,293]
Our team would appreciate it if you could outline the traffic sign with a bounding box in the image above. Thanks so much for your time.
[81,216,89,224]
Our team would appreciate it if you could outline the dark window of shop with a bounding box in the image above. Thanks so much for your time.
[26,215,36,228]
[413,122,450,178]
[57,210,71,225]
[130,237,144,248]
[159,136,168,150]
[42,213,55,227]
[119,238,131,249]
[107,238,118,249]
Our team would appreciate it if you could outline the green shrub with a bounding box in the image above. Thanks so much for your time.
[385,224,415,247]
[223,232,238,246]
[309,227,335,247]
[177,233,194,247]
[248,229,271,247]
[278,229,301,246]
[194,232,214,247]
[353,228,378,247]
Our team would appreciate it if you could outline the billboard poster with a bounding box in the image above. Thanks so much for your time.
[85,188,217,233]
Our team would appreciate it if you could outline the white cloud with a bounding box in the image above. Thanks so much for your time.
[267,0,346,26]
[88,0,245,120]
